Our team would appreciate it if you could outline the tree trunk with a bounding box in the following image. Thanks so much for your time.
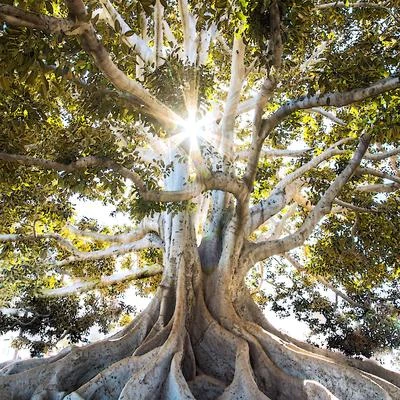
[0,211,399,400]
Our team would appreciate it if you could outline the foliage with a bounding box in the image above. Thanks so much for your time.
[0,0,399,362]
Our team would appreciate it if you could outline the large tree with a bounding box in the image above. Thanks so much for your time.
[0,0,400,399]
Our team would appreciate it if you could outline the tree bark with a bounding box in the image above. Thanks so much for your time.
[0,211,399,400]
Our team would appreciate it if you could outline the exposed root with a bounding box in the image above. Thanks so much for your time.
[238,290,400,396]
[217,341,271,400]
[191,296,237,384]
[188,375,225,400]
[247,321,396,400]
[1,264,399,400]
[161,350,195,399]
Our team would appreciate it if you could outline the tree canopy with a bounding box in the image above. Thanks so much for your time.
[0,0,400,399]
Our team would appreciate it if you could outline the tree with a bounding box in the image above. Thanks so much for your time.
[0,0,400,398]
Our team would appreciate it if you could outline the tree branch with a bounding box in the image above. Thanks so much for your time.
[63,0,180,128]
[154,0,164,67]
[315,2,393,11]
[1,2,180,127]
[246,138,351,234]
[0,233,81,255]
[356,183,400,192]
[268,0,282,68]
[98,0,153,63]
[198,23,217,66]
[237,147,312,160]
[67,217,159,243]
[333,199,380,214]
[364,147,400,161]
[260,76,400,139]
[0,152,246,203]
[55,233,163,267]
[0,152,148,192]
[0,4,85,35]
[246,134,370,263]
[304,107,346,126]
[41,264,163,297]
[356,166,400,185]
[283,254,367,310]
[178,0,197,64]
[220,35,246,155]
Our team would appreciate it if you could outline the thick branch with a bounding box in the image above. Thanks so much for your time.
[268,0,282,68]
[198,24,216,66]
[0,4,84,35]
[0,152,246,203]
[247,134,370,263]
[178,0,197,64]
[261,76,400,139]
[63,0,180,128]
[220,35,246,155]
[0,152,149,191]
[41,264,163,297]
[144,172,247,203]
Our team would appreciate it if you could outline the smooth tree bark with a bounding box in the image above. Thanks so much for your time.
[0,1,400,399]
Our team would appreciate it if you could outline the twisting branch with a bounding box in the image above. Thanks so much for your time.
[260,76,400,139]
[41,264,163,297]
[0,152,148,192]
[0,4,85,35]
[55,233,163,267]
[0,2,180,127]
[246,133,370,263]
